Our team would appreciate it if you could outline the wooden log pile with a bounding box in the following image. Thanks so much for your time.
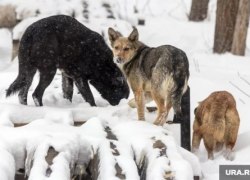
[0,120,199,180]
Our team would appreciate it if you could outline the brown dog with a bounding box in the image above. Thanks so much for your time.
[192,91,240,160]
[108,27,189,125]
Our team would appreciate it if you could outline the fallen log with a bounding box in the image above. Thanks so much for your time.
[87,125,139,180]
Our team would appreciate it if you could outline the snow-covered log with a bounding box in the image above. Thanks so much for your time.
[137,139,174,180]
[24,135,92,180]
[44,147,59,177]
[0,148,15,180]
[113,121,200,180]
[87,125,140,180]
[0,117,200,180]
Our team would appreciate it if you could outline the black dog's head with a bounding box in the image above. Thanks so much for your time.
[89,51,129,105]
[90,70,129,105]
[103,73,129,106]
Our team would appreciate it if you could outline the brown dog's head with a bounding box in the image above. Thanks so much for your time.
[108,27,139,64]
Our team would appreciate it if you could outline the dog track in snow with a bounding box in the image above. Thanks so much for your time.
[238,73,250,86]
[229,73,250,105]
[193,58,200,73]
[229,81,250,98]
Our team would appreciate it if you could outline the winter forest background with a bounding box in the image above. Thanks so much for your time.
[0,0,250,180]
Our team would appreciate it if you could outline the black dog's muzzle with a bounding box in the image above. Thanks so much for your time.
[112,76,126,86]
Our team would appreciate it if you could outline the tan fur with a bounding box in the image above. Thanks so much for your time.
[0,5,17,28]
[108,27,184,125]
[192,91,240,160]
[109,28,148,120]
[111,37,136,63]
[12,39,20,60]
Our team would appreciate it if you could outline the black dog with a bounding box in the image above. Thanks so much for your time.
[6,15,129,106]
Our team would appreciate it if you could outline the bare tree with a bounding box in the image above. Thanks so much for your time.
[213,0,239,53]
[231,0,250,56]
[189,0,209,21]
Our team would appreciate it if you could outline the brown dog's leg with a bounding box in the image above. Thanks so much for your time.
[215,142,224,152]
[192,131,202,154]
[135,89,145,120]
[203,135,215,160]
[224,107,240,160]
[192,119,202,153]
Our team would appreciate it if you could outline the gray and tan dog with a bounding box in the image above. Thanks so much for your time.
[108,27,189,125]
[192,91,240,160]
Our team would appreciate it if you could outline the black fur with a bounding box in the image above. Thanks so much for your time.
[6,15,129,106]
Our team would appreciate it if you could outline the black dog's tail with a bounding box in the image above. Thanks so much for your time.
[6,30,34,97]
[6,73,27,97]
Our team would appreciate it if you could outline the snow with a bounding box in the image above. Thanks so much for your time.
[0,0,250,179]
[0,148,15,180]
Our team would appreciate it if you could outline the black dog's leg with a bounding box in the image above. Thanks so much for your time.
[62,73,74,102]
[32,68,56,106]
[18,68,36,105]
[74,77,96,106]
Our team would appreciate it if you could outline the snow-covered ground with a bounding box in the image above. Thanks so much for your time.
[0,0,250,179]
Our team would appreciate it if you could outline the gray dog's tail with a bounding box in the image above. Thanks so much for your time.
[171,77,188,116]
[171,53,189,116]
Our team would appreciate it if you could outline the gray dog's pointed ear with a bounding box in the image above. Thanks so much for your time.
[108,27,121,43]
[128,27,138,42]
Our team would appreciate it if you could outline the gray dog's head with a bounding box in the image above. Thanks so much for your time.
[108,27,140,65]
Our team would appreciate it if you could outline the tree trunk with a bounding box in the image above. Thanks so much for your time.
[231,0,250,56]
[213,0,239,54]
[189,0,209,21]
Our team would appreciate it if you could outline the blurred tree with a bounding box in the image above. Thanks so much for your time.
[231,0,250,56]
[213,0,239,53]
[189,0,209,21]
[0,5,17,28]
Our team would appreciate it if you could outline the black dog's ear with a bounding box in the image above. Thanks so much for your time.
[108,27,122,44]
[128,27,139,42]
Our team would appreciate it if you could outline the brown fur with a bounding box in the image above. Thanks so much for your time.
[108,27,189,125]
[12,39,20,60]
[192,91,240,160]
[0,5,17,28]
